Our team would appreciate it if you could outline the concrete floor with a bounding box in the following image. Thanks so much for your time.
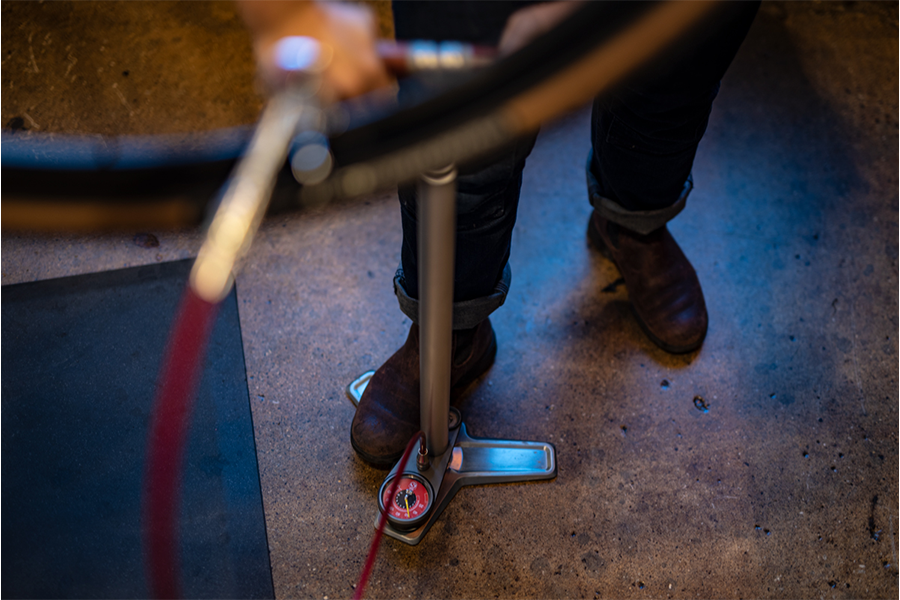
[2,2,898,598]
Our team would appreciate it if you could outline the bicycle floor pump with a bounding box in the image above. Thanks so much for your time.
[348,166,557,545]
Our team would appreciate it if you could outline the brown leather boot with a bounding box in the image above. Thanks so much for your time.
[350,318,497,468]
[587,210,707,353]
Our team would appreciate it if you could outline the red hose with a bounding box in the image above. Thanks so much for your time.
[143,283,423,599]
[143,286,220,599]
[353,432,425,600]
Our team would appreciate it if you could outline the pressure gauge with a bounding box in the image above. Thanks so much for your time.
[378,472,434,531]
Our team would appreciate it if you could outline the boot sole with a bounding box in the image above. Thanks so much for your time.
[350,328,498,470]
[586,216,703,355]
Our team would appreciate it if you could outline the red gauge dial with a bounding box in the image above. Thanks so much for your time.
[379,473,433,530]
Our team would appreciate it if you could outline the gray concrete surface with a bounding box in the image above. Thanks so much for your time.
[2,2,897,598]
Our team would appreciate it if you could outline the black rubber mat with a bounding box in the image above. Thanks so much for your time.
[1,260,274,599]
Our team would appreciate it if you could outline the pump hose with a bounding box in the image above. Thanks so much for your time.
[353,432,425,600]
[143,288,220,599]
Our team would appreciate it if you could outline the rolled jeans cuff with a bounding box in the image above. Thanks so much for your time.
[393,263,511,330]
[586,150,692,235]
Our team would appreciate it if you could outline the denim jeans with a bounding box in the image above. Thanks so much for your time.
[391,1,760,328]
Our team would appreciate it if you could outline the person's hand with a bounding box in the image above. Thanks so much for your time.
[498,1,583,55]
[237,1,392,101]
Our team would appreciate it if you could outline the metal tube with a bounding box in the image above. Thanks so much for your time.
[417,166,457,457]
[190,92,306,304]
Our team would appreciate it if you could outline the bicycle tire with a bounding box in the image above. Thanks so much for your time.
[1,1,725,231]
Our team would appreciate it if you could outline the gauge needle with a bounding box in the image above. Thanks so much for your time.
[404,496,410,518]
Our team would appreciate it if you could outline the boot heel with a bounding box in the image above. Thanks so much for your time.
[586,212,613,261]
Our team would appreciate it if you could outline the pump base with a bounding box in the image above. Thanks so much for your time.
[376,422,557,545]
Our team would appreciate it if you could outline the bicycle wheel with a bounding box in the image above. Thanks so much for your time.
[1,1,726,231]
